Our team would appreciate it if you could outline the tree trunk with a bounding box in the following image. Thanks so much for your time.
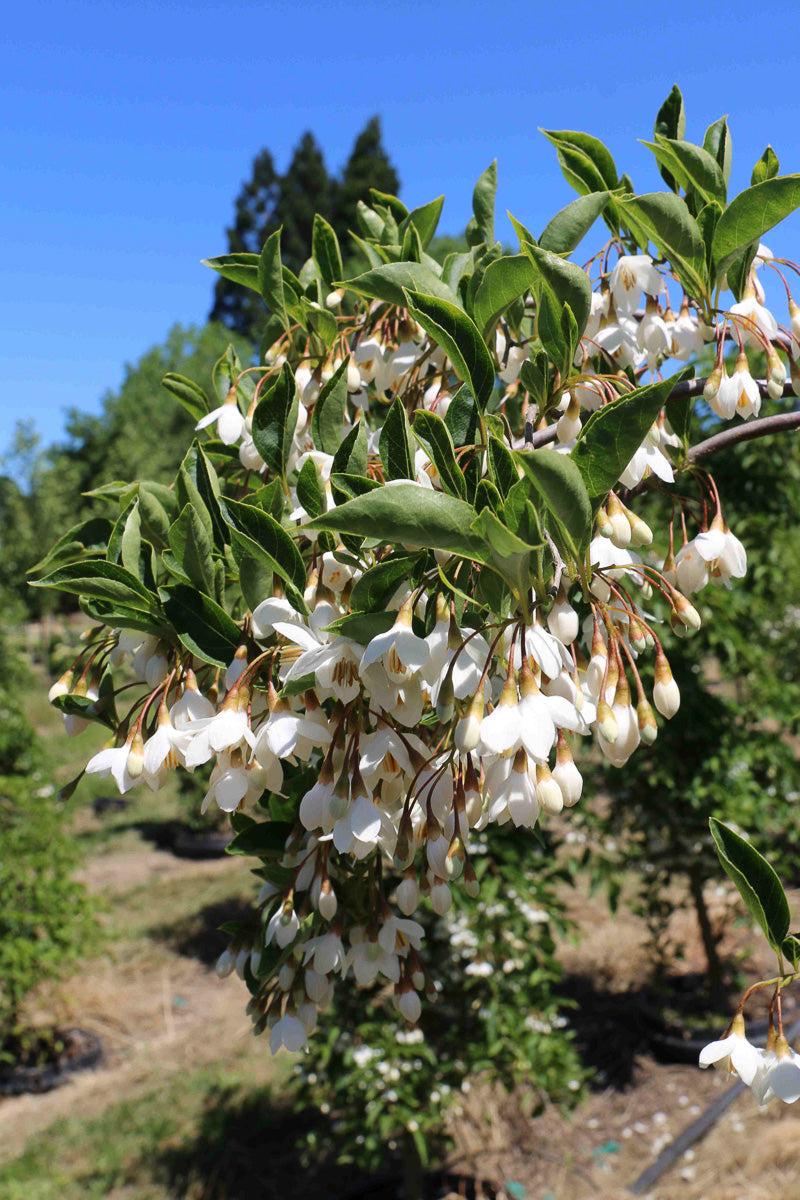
[401,1130,424,1200]
[689,868,726,1009]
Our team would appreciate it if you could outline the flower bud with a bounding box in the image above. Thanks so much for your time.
[318,880,337,922]
[430,878,452,915]
[767,348,786,400]
[215,947,235,978]
[547,596,579,645]
[127,730,145,778]
[325,287,345,309]
[48,669,73,702]
[637,698,658,745]
[606,492,631,549]
[278,963,295,991]
[672,590,702,631]
[703,364,722,403]
[596,506,614,538]
[653,649,680,718]
[535,763,564,814]
[597,698,618,742]
[396,872,419,916]
[398,987,421,1024]
[790,297,800,341]
[463,861,480,898]
[454,693,483,754]
[628,512,653,547]
[298,1002,318,1035]
[553,734,583,806]
[791,357,800,399]
[305,968,328,1004]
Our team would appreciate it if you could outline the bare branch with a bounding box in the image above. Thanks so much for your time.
[688,409,800,462]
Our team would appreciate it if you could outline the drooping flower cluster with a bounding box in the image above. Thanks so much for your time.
[701,1012,800,1106]
[38,119,800,1063]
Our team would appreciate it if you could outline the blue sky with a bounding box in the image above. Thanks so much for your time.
[4,0,800,455]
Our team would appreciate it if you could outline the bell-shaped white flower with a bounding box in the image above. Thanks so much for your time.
[609,254,665,314]
[195,396,246,445]
[729,352,761,420]
[729,293,778,348]
[268,1013,308,1055]
[698,1014,760,1085]
[359,601,429,684]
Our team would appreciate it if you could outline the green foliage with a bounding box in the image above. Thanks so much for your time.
[293,830,585,1172]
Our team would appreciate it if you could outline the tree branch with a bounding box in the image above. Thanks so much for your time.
[688,409,800,462]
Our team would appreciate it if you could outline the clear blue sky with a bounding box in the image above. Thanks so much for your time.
[4,0,800,455]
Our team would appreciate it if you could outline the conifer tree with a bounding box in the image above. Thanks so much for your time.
[332,116,400,238]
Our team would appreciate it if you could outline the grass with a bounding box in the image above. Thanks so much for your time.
[0,1054,290,1200]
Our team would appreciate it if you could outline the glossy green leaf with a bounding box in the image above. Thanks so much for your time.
[161,373,210,420]
[221,497,306,595]
[295,457,325,519]
[647,137,727,205]
[615,193,708,300]
[312,214,344,290]
[307,482,488,561]
[515,448,593,557]
[541,130,618,190]
[654,84,686,189]
[572,367,692,501]
[202,252,259,293]
[331,419,368,479]
[712,175,800,281]
[344,262,459,309]
[350,555,417,612]
[539,191,609,254]
[257,227,288,331]
[703,115,733,187]
[443,384,479,448]
[169,503,215,596]
[710,818,790,953]
[525,243,592,337]
[487,435,518,499]
[251,363,299,479]
[404,289,496,409]
[411,410,466,499]
[160,584,241,669]
[175,441,227,551]
[401,195,445,249]
[31,560,161,614]
[472,160,497,245]
[227,821,294,858]
[29,516,112,576]
[471,255,537,336]
[310,357,349,455]
[379,397,415,481]
[751,145,780,187]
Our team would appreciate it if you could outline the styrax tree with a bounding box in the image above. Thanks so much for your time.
[31,86,800,1117]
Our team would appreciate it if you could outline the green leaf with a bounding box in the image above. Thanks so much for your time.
[51,691,117,732]
[653,84,686,189]
[350,555,417,612]
[401,196,445,249]
[614,193,708,301]
[541,130,618,191]
[344,262,459,309]
[161,373,211,420]
[329,472,380,501]
[312,214,343,290]
[237,553,272,614]
[159,586,239,667]
[307,305,338,349]
[310,357,349,455]
[515,449,593,556]
[202,252,259,293]
[472,160,497,245]
[221,497,306,594]
[251,363,299,479]
[539,191,609,254]
[322,610,396,642]
[525,244,592,338]
[257,227,288,332]
[175,442,227,551]
[487,435,518,498]
[443,385,479,448]
[571,367,693,501]
[709,818,791,953]
[119,499,143,579]
[295,457,325,519]
[471,255,537,337]
[379,397,415,481]
[138,486,172,546]
[403,289,496,409]
[169,504,215,596]
[703,115,733,187]
[306,483,488,561]
[751,145,780,187]
[470,507,532,557]
[227,821,294,858]
[29,516,112,576]
[369,189,408,220]
[648,137,727,205]
[411,410,466,499]
[712,176,800,282]
[32,560,161,614]
[331,420,368,482]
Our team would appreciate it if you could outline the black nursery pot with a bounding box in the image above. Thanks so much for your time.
[171,825,233,859]
[0,1028,104,1097]
[335,1170,499,1200]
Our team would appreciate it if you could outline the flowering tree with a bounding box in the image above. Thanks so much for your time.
[31,86,800,1118]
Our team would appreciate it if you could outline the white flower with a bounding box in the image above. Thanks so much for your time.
[729,294,778,348]
[676,525,746,594]
[360,605,429,684]
[266,905,300,949]
[251,597,303,641]
[618,429,675,490]
[269,1013,308,1055]
[86,737,145,794]
[276,621,362,704]
[143,704,192,775]
[699,1016,760,1085]
[609,254,665,314]
[170,672,215,730]
[195,398,245,445]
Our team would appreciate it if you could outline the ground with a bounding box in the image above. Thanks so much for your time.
[2,655,800,1199]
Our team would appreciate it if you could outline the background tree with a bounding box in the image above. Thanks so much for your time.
[209,118,399,338]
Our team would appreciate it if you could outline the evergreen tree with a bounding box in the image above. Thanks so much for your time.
[209,150,281,337]
[272,131,333,276]
[209,120,399,338]
[332,116,400,238]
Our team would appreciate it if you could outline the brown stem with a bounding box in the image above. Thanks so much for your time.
[688,867,726,1008]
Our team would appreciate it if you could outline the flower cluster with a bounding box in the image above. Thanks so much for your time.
[701,1012,800,1106]
[37,110,800,1062]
